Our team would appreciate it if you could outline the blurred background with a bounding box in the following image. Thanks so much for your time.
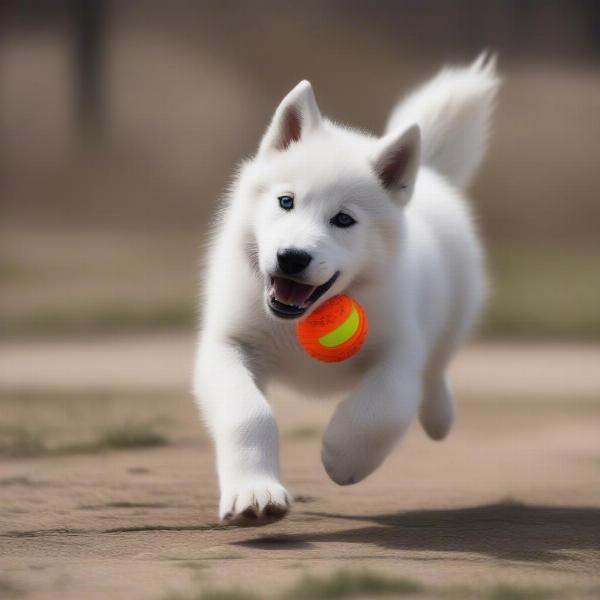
[2,0,599,340]
[2,4,600,599]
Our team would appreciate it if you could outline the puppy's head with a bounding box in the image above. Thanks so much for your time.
[246,81,420,320]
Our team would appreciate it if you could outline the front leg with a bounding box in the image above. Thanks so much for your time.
[194,337,291,526]
[322,352,422,485]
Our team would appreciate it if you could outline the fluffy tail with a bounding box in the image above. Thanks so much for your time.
[385,53,500,190]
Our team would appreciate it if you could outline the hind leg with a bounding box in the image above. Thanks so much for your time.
[419,373,455,441]
[419,300,477,442]
[322,351,422,486]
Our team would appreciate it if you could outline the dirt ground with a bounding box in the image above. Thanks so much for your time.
[1,334,599,600]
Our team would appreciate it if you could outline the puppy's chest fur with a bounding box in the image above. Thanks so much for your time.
[255,317,371,397]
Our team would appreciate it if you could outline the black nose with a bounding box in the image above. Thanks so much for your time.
[277,249,312,275]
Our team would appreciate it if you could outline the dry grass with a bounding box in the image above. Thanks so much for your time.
[484,585,552,600]
[0,421,168,458]
[163,570,423,600]
[1,228,599,341]
[0,388,201,458]
[483,243,600,340]
[286,571,423,599]
[0,426,45,458]
[162,572,586,600]
[0,229,199,338]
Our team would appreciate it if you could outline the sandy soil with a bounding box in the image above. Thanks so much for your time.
[1,335,599,599]
[3,333,600,396]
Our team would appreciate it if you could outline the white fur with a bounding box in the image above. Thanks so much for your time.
[194,55,500,525]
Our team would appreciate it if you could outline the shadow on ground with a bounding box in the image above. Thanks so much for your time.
[235,501,600,562]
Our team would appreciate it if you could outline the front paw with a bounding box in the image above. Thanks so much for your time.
[219,480,292,527]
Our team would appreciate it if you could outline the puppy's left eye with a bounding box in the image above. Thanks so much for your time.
[278,195,294,211]
[330,212,357,228]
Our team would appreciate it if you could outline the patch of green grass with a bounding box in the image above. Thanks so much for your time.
[287,571,423,599]
[486,584,553,600]
[96,421,168,449]
[162,571,422,600]
[0,389,181,458]
[483,243,600,340]
[0,426,46,458]
[162,574,580,600]
[55,421,168,455]
[0,421,169,458]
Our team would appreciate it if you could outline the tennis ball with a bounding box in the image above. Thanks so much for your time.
[296,294,368,362]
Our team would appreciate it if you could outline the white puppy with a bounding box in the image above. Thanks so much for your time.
[194,55,500,526]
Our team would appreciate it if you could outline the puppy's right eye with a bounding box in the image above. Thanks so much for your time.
[278,195,294,211]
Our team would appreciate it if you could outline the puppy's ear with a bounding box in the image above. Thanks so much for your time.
[372,124,421,203]
[258,80,322,155]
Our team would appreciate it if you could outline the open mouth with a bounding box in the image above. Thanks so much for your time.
[267,271,340,319]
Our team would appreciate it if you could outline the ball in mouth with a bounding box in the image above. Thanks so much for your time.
[267,271,340,319]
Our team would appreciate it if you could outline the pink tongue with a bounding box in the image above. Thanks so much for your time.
[272,277,316,306]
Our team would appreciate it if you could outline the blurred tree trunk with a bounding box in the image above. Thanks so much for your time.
[583,0,600,55]
[73,0,108,139]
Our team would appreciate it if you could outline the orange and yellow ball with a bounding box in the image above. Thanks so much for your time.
[296,295,368,362]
